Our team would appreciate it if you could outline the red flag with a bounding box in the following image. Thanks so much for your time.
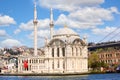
[23,60,28,69]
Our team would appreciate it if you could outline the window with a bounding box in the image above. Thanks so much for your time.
[116,53,120,57]
[118,59,120,62]
[52,48,54,57]
[36,59,38,63]
[57,48,59,57]
[57,60,60,68]
[52,61,54,69]
[30,60,31,63]
[72,47,74,56]
[110,54,112,57]
[62,47,65,56]
[32,59,33,63]
[106,54,107,58]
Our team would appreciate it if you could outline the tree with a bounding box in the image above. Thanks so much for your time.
[89,51,108,71]
[100,61,108,68]
[88,52,100,70]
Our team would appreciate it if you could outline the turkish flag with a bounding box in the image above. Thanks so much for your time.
[24,60,28,69]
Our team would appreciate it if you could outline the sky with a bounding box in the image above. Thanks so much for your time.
[0,0,120,48]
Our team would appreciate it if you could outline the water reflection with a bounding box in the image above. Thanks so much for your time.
[0,73,120,80]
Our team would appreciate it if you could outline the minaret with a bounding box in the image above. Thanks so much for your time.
[33,2,38,56]
[49,8,54,39]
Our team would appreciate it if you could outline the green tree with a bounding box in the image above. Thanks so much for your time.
[88,52,100,70]
[89,51,108,71]
[100,61,108,68]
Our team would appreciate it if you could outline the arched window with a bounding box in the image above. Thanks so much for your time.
[57,48,59,57]
[62,47,65,56]
[52,48,54,57]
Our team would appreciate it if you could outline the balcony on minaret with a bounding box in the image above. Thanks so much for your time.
[49,22,54,27]
[33,20,38,24]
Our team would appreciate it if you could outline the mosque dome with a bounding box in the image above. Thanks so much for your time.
[56,27,77,35]
[54,25,78,36]
[53,25,80,42]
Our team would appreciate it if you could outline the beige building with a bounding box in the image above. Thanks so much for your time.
[18,26,88,73]
[17,3,88,74]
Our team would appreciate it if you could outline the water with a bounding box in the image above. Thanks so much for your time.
[0,73,120,80]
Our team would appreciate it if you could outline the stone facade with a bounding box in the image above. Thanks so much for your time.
[17,4,88,74]
[17,27,88,74]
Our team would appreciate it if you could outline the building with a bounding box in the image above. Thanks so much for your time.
[98,48,120,65]
[89,41,120,66]
[17,3,88,74]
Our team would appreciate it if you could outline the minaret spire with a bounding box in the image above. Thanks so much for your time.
[49,8,54,39]
[33,1,38,56]
[34,1,37,20]
[50,8,53,23]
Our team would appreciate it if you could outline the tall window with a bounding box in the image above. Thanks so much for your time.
[52,48,54,57]
[57,48,59,57]
[52,61,54,69]
[30,60,31,63]
[72,47,74,56]
[62,47,65,56]
[57,60,60,68]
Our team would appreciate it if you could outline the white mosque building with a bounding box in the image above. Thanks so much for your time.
[17,3,88,74]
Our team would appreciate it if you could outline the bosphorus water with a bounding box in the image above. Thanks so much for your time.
[0,73,120,80]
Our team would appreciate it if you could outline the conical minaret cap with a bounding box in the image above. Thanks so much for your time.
[49,8,54,27]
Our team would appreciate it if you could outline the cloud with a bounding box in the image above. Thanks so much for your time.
[0,15,16,26]
[18,1,119,32]
[55,14,96,29]
[15,18,50,47]
[91,26,120,42]
[29,29,50,39]
[38,0,104,11]
[13,0,120,47]
[14,29,21,34]
[92,26,118,35]
[19,19,49,31]
[36,0,119,30]
[0,30,8,37]
[55,7,119,29]
[29,29,50,47]
[1,39,23,48]
[110,7,120,14]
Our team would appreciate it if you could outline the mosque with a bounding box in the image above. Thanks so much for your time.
[17,3,88,74]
